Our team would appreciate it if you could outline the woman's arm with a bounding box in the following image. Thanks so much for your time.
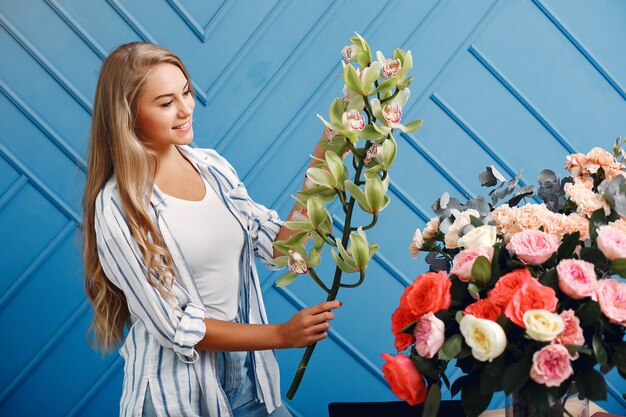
[272,131,328,258]
[195,300,341,351]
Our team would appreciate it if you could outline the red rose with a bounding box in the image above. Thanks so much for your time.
[505,278,558,328]
[381,353,427,405]
[464,298,502,321]
[405,271,452,319]
[488,268,533,308]
[391,302,416,351]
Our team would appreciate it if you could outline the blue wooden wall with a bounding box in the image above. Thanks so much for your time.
[1,1,625,416]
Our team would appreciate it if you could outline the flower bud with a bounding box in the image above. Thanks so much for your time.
[306,196,328,229]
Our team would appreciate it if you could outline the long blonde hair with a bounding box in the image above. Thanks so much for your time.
[82,42,194,353]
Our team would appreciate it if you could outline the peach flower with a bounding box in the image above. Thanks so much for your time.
[564,153,588,177]
[505,278,559,328]
[445,209,479,249]
[422,217,440,241]
[488,268,534,309]
[564,178,610,217]
[405,271,452,319]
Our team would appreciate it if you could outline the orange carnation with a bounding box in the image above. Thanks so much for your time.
[405,271,452,319]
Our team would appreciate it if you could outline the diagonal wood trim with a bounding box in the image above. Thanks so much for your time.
[0,174,27,213]
[468,44,578,155]
[430,92,542,205]
[532,0,626,103]
[0,300,89,404]
[0,79,87,171]
[0,220,75,315]
[165,0,206,42]
[63,355,124,417]
[44,0,107,59]
[0,140,80,222]
[0,11,93,114]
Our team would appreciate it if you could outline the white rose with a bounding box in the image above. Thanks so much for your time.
[460,314,507,362]
[457,225,497,249]
[523,310,564,342]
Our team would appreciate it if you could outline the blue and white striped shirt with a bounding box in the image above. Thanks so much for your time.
[94,144,285,417]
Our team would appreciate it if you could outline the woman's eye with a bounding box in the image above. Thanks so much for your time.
[183,90,191,97]
[160,100,173,108]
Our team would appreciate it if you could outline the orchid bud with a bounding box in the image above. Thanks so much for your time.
[365,173,390,213]
[325,151,348,189]
[349,227,378,270]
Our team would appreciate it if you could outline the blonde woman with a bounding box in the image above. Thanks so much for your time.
[82,42,341,417]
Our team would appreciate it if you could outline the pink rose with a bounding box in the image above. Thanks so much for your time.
[596,225,626,261]
[414,312,445,358]
[451,246,495,282]
[506,230,559,265]
[556,310,585,359]
[530,344,574,387]
[556,259,598,299]
[593,279,626,327]
[381,353,427,406]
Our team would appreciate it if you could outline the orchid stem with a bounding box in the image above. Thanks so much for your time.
[314,229,336,246]
[308,267,331,294]
[287,141,371,400]
[339,269,365,288]
[362,212,378,230]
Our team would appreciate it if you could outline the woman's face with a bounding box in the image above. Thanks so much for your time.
[135,63,195,152]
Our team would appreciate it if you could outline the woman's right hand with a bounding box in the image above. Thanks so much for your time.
[279,301,342,348]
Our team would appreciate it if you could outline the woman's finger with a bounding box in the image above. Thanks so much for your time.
[308,300,341,315]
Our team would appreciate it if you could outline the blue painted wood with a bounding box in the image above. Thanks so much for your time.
[1,0,624,415]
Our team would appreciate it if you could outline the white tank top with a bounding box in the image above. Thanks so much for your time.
[154,175,245,321]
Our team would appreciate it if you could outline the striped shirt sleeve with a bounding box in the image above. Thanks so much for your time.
[94,192,207,363]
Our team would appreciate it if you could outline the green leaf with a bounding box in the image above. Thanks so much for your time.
[360,124,385,140]
[450,375,467,398]
[557,231,581,259]
[345,180,371,212]
[613,344,626,374]
[325,151,347,187]
[373,77,397,94]
[580,247,609,269]
[503,359,531,394]
[401,119,423,134]
[329,98,344,126]
[331,248,358,273]
[400,320,417,334]
[610,258,626,278]
[343,64,364,95]
[576,368,608,401]
[539,268,558,291]
[480,358,505,394]
[306,167,337,189]
[410,353,439,380]
[438,334,463,361]
[308,248,321,267]
[276,271,298,287]
[593,333,609,369]
[266,255,289,267]
[450,278,469,307]
[469,215,484,228]
[589,208,608,240]
[284,221,313,232]
[306,196,327,229]
[462,372,493,417]
[422,384,441,417]
[576,300,601,327]
[471,256,491,285]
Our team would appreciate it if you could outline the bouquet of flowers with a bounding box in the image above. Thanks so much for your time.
[382,142,626,417]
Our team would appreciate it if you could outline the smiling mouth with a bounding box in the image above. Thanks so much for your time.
[173,120,191,129]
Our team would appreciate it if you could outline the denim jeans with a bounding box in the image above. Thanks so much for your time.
[141,350,292,417]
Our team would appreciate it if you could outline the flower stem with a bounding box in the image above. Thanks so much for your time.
[286,143,370,399]
[308,267,331,294]
[380,87,399,104]
[339,269,365,288]
[314,228,336,246]
[361,212,378,230]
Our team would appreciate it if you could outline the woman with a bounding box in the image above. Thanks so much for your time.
[82,42,341,417]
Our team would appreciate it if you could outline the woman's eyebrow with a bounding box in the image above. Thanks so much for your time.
[152,82,189,102]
